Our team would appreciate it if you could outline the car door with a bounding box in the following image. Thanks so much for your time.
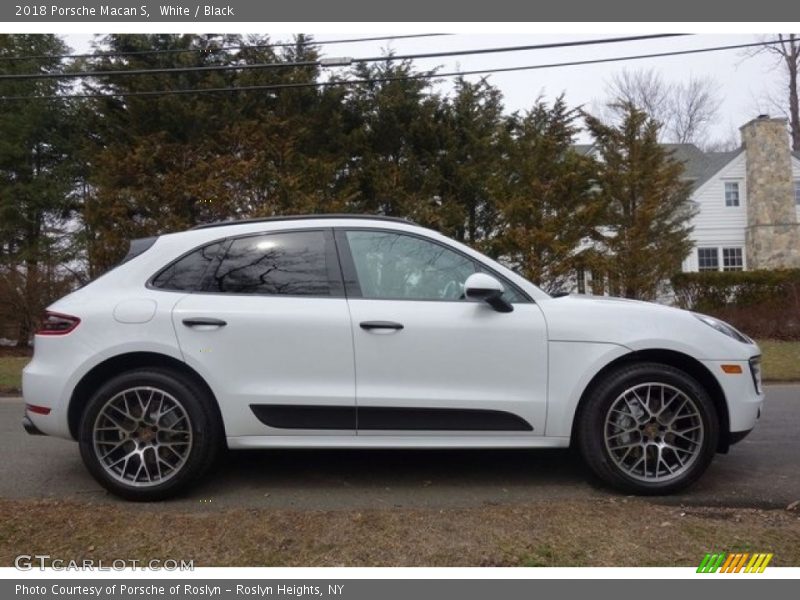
[336,228,548,436]
[169,228,356,437]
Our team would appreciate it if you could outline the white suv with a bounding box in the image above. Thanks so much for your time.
[22,215,763,500]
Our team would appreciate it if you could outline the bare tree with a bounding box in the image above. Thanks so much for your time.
[745,34,800,151]
[605,68,721,147]
[703,120,742,152]
[669,77,722,144]
[607,69,671,123]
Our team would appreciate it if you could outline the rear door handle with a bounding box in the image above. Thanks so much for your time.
[360,321,404,331]
[182,317,227,328]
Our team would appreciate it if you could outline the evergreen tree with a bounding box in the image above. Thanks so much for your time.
[83,34,355,272]
[0,34,79,345]
[489,96,603,293]
[342,59,443,220]
[84,34,251,272]
[434,77,505,246]
[585,103,695,299]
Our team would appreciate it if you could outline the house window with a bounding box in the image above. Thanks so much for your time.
[576,268,586,294]
[795,180,800,206]
[698,248,719,272]
[590,270,605,295]
[722,247,744,271]
[724,181,740,207]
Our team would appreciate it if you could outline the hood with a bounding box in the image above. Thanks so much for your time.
[536,294,754,360]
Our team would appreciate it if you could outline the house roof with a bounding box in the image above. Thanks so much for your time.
[573,142,743,191]
[664,144,743,191]
[574,140,800,192]
[573,144,596,156]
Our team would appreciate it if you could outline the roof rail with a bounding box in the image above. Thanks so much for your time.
[190,214,417,230]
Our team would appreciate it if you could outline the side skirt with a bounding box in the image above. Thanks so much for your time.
[227,435,569,450]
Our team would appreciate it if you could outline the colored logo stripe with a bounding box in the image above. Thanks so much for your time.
[745,553,773,573]
[697,553,726,573]
[698,552,773,573]
[721,553,749,573]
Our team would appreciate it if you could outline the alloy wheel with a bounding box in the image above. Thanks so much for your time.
[603,382,705,483]
[92,386,193,487]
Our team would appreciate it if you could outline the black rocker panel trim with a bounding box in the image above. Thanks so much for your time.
[250,404,532,431]
[250,404,356,430]
[358,406,532,431]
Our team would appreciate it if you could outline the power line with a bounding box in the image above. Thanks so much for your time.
[0,37,784,102]
[0,33,451,63]
[0,34,686,81]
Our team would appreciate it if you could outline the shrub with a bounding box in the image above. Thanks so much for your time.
[671,270,800,340]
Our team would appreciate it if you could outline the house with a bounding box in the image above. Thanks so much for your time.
[573,116,800,294]
[680,116,800,273]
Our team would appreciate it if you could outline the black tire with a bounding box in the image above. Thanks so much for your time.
[78,368,222,501]
[577,362,719,495]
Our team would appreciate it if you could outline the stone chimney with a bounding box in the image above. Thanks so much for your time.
[741,116,800,269]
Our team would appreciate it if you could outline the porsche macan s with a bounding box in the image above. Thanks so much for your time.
[22,215,763,500]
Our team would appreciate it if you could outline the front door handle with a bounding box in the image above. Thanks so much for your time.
[360,321,404,331]
[182,317,227,328]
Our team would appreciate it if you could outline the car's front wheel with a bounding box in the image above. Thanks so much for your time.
[577,362,719,495]
[78,368,221,501]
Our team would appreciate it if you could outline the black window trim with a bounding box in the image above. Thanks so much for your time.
[146,227,345,299]
[333,226,533,304]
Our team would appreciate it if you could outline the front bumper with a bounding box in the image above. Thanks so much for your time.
[701,358,764,435]
[729,427,754,445]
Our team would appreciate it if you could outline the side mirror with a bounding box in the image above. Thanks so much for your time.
[464,273,513,313]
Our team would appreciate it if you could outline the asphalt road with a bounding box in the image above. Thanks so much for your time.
[1,385,798,511]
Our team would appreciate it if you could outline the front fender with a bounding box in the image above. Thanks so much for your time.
[545,340,632,437]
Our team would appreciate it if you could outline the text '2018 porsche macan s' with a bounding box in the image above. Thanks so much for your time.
[22,215,763,500]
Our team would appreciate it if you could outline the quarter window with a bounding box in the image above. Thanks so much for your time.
[724,181,740,207]
[697,248,719,272]
[210,231,331,296]
[722,247,744,271]
[151,242,223,291]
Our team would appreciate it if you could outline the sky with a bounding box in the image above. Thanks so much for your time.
[63,33,785,146]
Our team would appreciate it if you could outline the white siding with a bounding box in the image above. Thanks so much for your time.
[683,152,747,272]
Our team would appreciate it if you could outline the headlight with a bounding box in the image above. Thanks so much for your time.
[749,356,763,394]
[692,313,753,344]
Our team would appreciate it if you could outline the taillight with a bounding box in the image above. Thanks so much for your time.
[36,311,81,335]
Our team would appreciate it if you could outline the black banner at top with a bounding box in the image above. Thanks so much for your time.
[1,0,798,22]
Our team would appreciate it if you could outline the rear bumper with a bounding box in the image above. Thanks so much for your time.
[22,416,45,436]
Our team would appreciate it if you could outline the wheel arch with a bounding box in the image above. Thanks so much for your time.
[67,351,224,441]
[570,348,732,453]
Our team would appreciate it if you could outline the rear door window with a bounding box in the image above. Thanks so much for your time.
[209,231,332,296]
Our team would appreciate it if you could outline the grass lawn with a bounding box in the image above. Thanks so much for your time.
[0,355,28,394]
[1,497,798,566]
[0,339,798,394]
[756,340,800,382]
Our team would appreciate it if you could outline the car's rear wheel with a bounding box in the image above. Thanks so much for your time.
[577,362,719,495]
[78,368,221,501]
